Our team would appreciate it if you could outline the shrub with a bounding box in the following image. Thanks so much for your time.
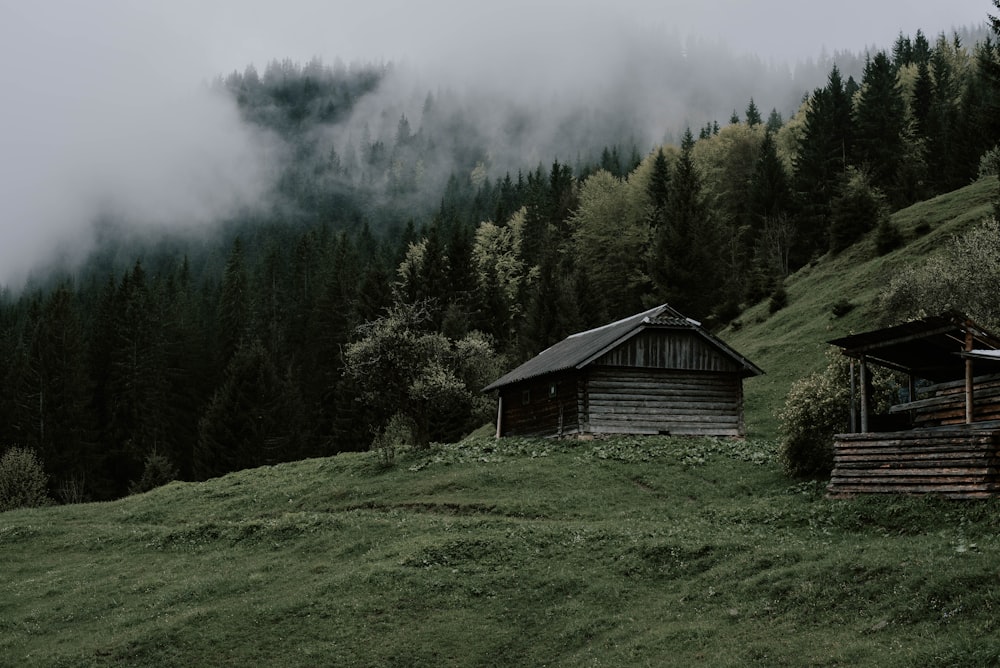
[874,217,902,255]
[779,350,898,478]
[977,144,1000,178]
[0,447,51,511]
[371,414,415,467]
[831,298,855,318]
[879,218,1000,330]
[768,285,788,314]
[128,451,179,495]
[829,168,888,253]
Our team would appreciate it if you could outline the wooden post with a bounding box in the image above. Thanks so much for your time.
[849,359,857,433]
[965,330,974,425]
[859,356,870,434]
[495,395,503,439]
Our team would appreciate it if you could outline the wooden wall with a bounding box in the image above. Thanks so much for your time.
[498,373,582,438]
[584,368,744,437]
[828,428,1000,499]
[595,331,741,373]
[894,373,1000,427]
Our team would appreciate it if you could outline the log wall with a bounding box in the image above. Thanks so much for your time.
[828,428,1000,499]
[584,368,744,437]
[904,374,1000,427]
[498,373,581,438]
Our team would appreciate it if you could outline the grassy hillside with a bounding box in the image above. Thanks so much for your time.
[724,177,999,438]
[3,436,1000,667]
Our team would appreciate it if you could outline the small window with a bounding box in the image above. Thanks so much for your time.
[521,389,531,405]
[548,383,557,399]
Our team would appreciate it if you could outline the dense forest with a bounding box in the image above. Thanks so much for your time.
[3,19,1000,502]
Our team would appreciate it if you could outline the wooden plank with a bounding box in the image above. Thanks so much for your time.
[835,451,998,462]
[590,415,740,426]
[588,390,736,402]
[831,469,998,481]
[828,484,999,495]
[919,372,1000,394]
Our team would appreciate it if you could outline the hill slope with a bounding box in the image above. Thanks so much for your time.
[724,177,999,437]
[3,436,1000,667]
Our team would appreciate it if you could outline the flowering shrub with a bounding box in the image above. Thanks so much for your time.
[779,349,898,478]
[879,219,1000,330]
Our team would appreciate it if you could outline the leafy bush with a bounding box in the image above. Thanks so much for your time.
[344,302,506,446]
[0,447,51,511]
[768,285,788,314]
[830,298,855,318]
[879,218,1000,330]
[874,217,902,255]
[371,414,415,467]
[778,350,898,478]
[977,144,1000,178]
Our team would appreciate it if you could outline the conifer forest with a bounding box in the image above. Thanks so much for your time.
[3,20,1000,502]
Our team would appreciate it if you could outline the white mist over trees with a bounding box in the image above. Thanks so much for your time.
[1,0,987,288]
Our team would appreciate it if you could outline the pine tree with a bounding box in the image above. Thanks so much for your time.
[218,238,250,366]
[792,65,854,265]
[651,130,722,320]
[647,148,671,220]
[853,51,911,207]
[194,340,305,479]
[745,98,762,127]
[19,285,93,498]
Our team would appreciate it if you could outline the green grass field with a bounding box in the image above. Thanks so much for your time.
[3,437,1000,667]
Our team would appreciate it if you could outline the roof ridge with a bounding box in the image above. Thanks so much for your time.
[566,304,664,339]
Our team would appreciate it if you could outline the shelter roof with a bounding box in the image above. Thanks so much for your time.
[828,311,1000,381]
[482,304,762,392]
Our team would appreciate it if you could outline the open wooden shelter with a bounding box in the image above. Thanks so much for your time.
[827,311,1000,498]
[482,304,763,439]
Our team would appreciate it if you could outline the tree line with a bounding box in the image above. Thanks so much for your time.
[3,19,1000,501]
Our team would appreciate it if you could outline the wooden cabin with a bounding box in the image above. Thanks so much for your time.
[827,311,1000,498]
[482,305,763,438]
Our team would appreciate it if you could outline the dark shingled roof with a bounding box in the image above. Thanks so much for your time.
[828,311,1000,382]
[482,304,762,392]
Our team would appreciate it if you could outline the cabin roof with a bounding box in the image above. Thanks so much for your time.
[482,304,763,392]
[828,311,1000,381]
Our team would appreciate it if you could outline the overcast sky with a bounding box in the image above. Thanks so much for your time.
[0,0,991,287]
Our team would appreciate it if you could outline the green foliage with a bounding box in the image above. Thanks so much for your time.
[370,414,415,468]
[875,216,904,255]
[879,218,1000,329]
[570,169,650,319]
[343,302,505,446]
[831,297,855,318]
[829,168,890,252]
[768,285,788,313]
[128,451,179,495]
[976,144,1000,179]
[194,340,307,480]
[0,446,50,511]
[652,129,723,320]
[779,349,898,478]
[854,51,912,207]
